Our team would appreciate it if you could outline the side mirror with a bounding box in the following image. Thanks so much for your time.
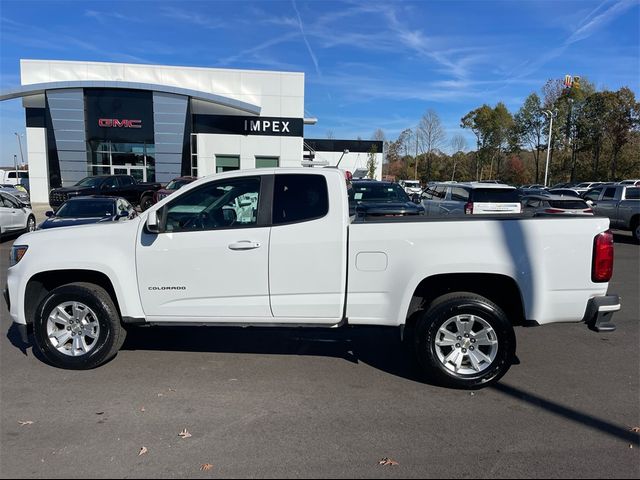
[412,196,421,204]
[45,210,54,218]
[146,209,162,234]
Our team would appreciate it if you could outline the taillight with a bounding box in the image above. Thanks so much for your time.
[592,230,614,282]
[544,208,564,214]
[465,202,473,214]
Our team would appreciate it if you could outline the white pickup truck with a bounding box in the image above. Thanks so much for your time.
[5,169,620,389]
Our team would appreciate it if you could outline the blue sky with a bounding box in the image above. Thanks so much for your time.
[0,0,638,166]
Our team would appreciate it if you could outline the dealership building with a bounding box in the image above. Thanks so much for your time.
[0,59,383,203]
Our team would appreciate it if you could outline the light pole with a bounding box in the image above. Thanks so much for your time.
[542,110,555,187]
[14,132,25,172]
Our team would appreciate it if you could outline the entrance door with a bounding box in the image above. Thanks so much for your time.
[112,165,146,182]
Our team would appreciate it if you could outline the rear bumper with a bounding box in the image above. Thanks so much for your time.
[583,294,620,332]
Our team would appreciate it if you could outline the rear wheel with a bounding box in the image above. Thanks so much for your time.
[32,282,126,369]
[25,215,36,232]
[414,292,516,389]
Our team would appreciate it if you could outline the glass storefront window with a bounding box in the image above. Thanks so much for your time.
[87,140,155,181]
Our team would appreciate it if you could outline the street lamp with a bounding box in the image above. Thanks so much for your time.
[336,149,349,168]
[542,110,555,187]
[14,132,25,173]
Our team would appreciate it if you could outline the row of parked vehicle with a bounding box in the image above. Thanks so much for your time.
[2,171,638,243]
[354,178,640,242]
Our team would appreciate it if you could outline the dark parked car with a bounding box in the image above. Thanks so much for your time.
[152,176,197,205]
[39,196,137,230]
[547,188,581,197]
[49,175,162,210]
[349,180,425,217]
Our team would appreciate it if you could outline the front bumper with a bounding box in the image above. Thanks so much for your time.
[584,294,620,332]
[4,287,30,343]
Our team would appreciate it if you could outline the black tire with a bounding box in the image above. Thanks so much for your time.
[413,292,516,389]
[140,195,154,212]
[631,217,640,244]
[32,282,126,369]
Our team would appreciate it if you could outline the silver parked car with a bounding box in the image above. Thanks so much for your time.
[0,191,36,239]
[521,195,593,216]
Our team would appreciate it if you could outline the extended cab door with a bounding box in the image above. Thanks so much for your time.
[268,172,348,321]
[136,175,272,320]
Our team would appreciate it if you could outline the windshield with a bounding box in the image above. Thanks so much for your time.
[165,179,191,191]
[470,188,519,203]
[350,183,410,203]
[56,199,115,218]
[75,177,104,188]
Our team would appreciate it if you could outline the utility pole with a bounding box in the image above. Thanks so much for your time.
[543,110,555,187]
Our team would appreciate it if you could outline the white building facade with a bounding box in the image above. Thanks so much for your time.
[1,60,383,203]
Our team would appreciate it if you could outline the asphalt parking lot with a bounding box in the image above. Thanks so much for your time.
[0,220,638,478]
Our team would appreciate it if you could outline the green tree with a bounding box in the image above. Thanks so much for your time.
[366,144,378,179]
[515,93,546,183]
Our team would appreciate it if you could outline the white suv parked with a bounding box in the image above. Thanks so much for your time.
[422,182,522,216]
[0,192,36,239]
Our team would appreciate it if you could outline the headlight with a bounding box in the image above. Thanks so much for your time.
[10,245,28,267]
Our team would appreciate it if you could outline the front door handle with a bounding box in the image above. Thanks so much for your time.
[228,241,261,251]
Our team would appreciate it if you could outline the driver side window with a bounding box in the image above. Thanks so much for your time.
[163,177,261,233]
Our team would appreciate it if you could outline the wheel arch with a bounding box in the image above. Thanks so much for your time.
[24,270,121,326]
[405,273,527,329]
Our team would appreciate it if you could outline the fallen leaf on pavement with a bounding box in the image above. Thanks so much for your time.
[138,446,148,456]
[179,429,192,439]
[96,412,104,415]
[378,457,399,466]
[200,464,214,471]
[168,388,176,392]
[140,407,146,412]
[18,421,34,426]
[157,393,164,397]
[631,427,640,433]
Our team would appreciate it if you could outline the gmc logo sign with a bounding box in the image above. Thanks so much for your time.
[98,118,142,128]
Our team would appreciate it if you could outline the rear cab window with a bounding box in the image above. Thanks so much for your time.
[625,188,640,200]
[273,174,329,225]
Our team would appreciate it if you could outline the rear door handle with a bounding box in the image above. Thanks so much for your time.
[228,241,261,251]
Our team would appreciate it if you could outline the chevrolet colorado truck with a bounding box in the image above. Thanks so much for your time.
[6,168,620,389]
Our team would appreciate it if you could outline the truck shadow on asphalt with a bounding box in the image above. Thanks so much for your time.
[122,324,431,382]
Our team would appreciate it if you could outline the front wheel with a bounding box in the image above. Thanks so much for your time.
[32,283,126,369]
[140,195,154,212]
[414,292,516,389]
